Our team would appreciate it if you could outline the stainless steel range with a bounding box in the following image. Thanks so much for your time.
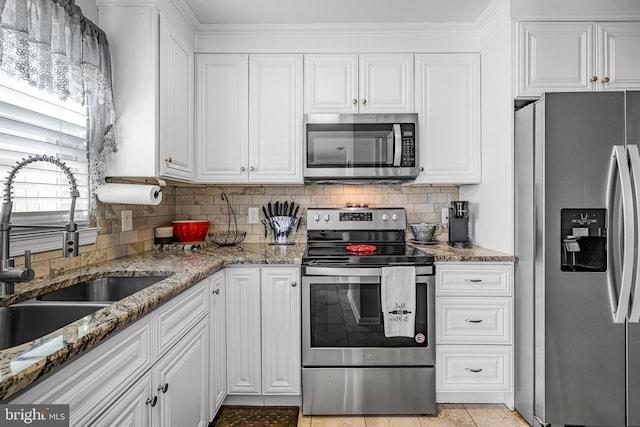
[301,207,436,415]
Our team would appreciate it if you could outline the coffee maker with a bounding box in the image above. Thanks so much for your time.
[448,201,472,248]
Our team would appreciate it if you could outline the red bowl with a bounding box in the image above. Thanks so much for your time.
[172,220,209,242]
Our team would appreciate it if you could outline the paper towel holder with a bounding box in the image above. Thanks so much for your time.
[106,177,166,191]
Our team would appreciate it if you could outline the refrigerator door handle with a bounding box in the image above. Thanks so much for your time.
[606,145,634,324]
[627,144,640,323]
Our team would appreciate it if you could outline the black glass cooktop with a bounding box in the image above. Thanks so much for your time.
[303,243,434,266]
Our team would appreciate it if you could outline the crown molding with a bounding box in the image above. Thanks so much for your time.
[170,0,200,33]
[511,12,640,22]
[196,21,478,36]
[475,0,509,33]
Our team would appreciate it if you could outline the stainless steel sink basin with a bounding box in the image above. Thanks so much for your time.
[0,303,107,351]
[37,275,169,302]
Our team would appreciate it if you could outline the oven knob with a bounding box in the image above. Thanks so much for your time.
[391,213,399,221]
[381,213,389,221]
[313,214,320,222]
[323,214,330,222]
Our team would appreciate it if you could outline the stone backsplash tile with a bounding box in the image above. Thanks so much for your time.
[174,184,458,245]
[20,184,458,278]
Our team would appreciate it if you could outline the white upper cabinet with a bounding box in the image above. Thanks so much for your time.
[414,54,481,184]
[249,55,303,183]
[196,54,249,183]
[196,54,302,184]
[304,54,414,113]
[517,21,640,98]
[99,4,195,180]
[159,16,195,179]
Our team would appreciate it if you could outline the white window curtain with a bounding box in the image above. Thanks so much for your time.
[0,0,117,214]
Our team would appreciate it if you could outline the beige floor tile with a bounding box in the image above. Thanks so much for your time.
[364,415,423,427]
[463,404,528,427]
[418,404,477,427]
[298,410,312,427]
[310,415,367,427]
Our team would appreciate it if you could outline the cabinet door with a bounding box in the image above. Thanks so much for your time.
[92,376,152,427]
[414,54,481,184]
[260,267,301,395]
[100,6,159,177]
[359,54,414,113]
[209,270,227,420]
[159,15,194,180]
[154,320,209,427]
[304,54,358,113]
[195,54,249,182]
[249,55,303,183]
[597,22,640,91]
[225,267,262,394]
[517,22,595,97]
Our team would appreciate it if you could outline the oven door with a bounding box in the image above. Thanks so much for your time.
[302,267,435,367]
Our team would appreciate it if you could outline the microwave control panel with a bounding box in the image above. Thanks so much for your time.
[401,128,415,167]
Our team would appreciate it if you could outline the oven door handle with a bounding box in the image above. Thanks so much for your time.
[302,275,380,285]
[305,267,383,277]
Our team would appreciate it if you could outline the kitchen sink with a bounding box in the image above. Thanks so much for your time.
[36,275,170,302]
[0,303,108,351]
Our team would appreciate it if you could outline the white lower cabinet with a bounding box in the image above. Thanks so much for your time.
[8,265,301,424]
[11,279,210,427]
[435,262,514,408]
[225,266,301,396]
[152,319,209,427]
[96,319,209,427]
[209,270,227,419]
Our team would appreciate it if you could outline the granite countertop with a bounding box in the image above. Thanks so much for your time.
[409,241,516,262]
[0,240,512,401]
[0,243,304,401]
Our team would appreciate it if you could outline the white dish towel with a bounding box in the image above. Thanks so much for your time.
[381,266,416,338]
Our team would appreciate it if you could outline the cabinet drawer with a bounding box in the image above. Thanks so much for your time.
[155,279,209,357]
[436,297,512,344]
[435,263,513,296]
[436,346,512,392]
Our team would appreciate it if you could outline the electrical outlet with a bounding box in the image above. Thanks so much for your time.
[248,207,259,224]
[441,207,449,225]
[122,210,133,232]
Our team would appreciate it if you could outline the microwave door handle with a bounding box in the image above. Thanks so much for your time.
[393,124,402,166]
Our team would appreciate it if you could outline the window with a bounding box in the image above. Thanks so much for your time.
[0,71,98,256]
[0,70,90,227]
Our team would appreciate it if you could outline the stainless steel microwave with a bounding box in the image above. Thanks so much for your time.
[303,114,419,182]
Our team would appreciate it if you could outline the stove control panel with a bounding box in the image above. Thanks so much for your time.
[307,208,406,230]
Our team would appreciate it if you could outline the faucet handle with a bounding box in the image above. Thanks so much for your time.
[22,250,35,282]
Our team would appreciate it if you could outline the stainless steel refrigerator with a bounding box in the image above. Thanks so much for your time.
[515,91,640,427]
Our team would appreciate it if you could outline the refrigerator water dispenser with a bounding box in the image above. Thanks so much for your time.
[561,209,607,272]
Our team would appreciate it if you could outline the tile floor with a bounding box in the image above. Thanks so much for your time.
[297,404,530,427]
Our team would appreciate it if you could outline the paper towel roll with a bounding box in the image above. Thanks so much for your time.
[96,183,162,205]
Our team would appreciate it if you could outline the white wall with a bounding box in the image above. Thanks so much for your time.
[459,0,513,254]
[76,0,98,23]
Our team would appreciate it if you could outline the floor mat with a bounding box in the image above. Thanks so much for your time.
[210,405,299,427]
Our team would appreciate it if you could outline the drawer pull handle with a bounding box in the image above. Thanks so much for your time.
[465,319,483,323]
[212,289,220,295]
[465,279,483,283]
[158,383,169,393]
[465,368,483,373]
[146,396,158,407]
